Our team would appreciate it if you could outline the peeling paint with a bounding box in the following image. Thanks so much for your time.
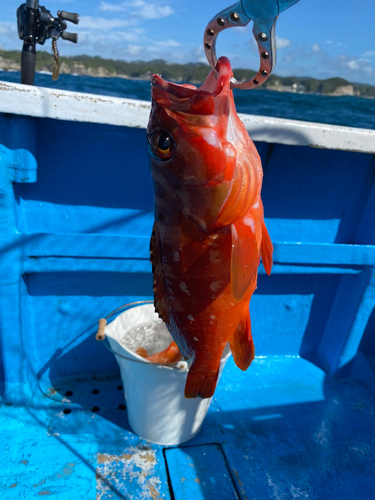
[33,479,46,488]
[96,447,163,500]
[97,453,133,464]
[57,463,75,478]
[149,484,162,500]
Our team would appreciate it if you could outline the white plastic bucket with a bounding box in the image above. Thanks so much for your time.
[104,302,231,446]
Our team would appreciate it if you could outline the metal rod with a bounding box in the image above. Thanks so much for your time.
[26,0,39,9]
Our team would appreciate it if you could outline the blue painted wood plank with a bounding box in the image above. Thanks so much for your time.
[1,356,374,499]
[259,264,361,274]
[317,268,375,374]
[273,242,375,266]
[23,257,153,274]
[0,152,34,404]
[191,357,375,500]
[0,379,172,500]
[22,259,364,275]
[355,164,375,246]
[3,234,373,266]
[0,143,37,183]
[0,115,37,159]
[0,406,97,499]
[262,144,375,244]
[165,444,238,500]
[21,233,152,259]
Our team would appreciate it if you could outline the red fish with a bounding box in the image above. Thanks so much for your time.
[147,56,273,399]
[136,342,182,364]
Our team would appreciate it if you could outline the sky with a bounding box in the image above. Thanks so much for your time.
[1,0,375,84]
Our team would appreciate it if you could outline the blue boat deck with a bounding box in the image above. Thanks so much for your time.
[1,84,375,499]
[2,355,375,499]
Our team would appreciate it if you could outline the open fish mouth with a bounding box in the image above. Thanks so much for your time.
[151,56,233,104]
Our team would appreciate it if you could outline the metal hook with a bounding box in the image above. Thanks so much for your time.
[203,0,300,90]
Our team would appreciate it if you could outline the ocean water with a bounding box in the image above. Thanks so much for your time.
[1,70,375,130]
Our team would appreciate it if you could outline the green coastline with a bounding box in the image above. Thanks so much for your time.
[1,49,374,98]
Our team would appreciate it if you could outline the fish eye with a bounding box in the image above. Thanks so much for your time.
[149,131,174,160]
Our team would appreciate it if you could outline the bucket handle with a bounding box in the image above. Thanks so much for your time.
[96,300,154,341]
[96,300,188,371]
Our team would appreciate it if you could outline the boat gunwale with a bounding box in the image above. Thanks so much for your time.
[0,80,374,154]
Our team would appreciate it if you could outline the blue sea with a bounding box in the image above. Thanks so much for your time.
[1,70,375,130]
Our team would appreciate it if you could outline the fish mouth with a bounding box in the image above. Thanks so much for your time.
[151,57,233,101]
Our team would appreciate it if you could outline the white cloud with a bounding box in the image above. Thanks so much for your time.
[115,29,146,41]
[325,40,345,47]
[78,16,134,30]
[0,22,17,35]
[77,28,145,44]
[99,1,173,19]
[276,45,375,85]
[276,37,291,50]
[192,46,204,57]
[362,51,375,58]
[312,43,321,53]
[0,21,21,48]
[333,54,373,76]
[188,45,208,63]
[152,39,180,47]
[281,48,312,64]
[346,59,359,70]
[126,45,143,56]
[99,1,125,11]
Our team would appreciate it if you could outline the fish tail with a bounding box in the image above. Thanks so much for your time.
[184,365,220,399]
[261,220,273,276]
[229,313,255,371]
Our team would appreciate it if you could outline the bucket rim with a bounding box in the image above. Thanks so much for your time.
[97,301,189,371]
[105,300,154,323]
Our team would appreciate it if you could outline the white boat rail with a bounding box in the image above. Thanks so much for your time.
[0,80,374,154]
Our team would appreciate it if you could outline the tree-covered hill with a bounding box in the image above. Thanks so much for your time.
[1,49,374,98]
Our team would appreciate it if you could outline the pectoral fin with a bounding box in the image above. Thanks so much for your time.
[261,220,273,276]
[231,219,259,301]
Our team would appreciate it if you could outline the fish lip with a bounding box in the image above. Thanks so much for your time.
[151,74,198,99]
[151,57,232,99]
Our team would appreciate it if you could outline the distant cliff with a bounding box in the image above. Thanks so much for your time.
[1,49,374,98]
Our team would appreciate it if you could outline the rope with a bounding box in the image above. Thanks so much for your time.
[52,40,59,81]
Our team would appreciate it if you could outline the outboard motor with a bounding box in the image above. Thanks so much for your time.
[17,0,79,85]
